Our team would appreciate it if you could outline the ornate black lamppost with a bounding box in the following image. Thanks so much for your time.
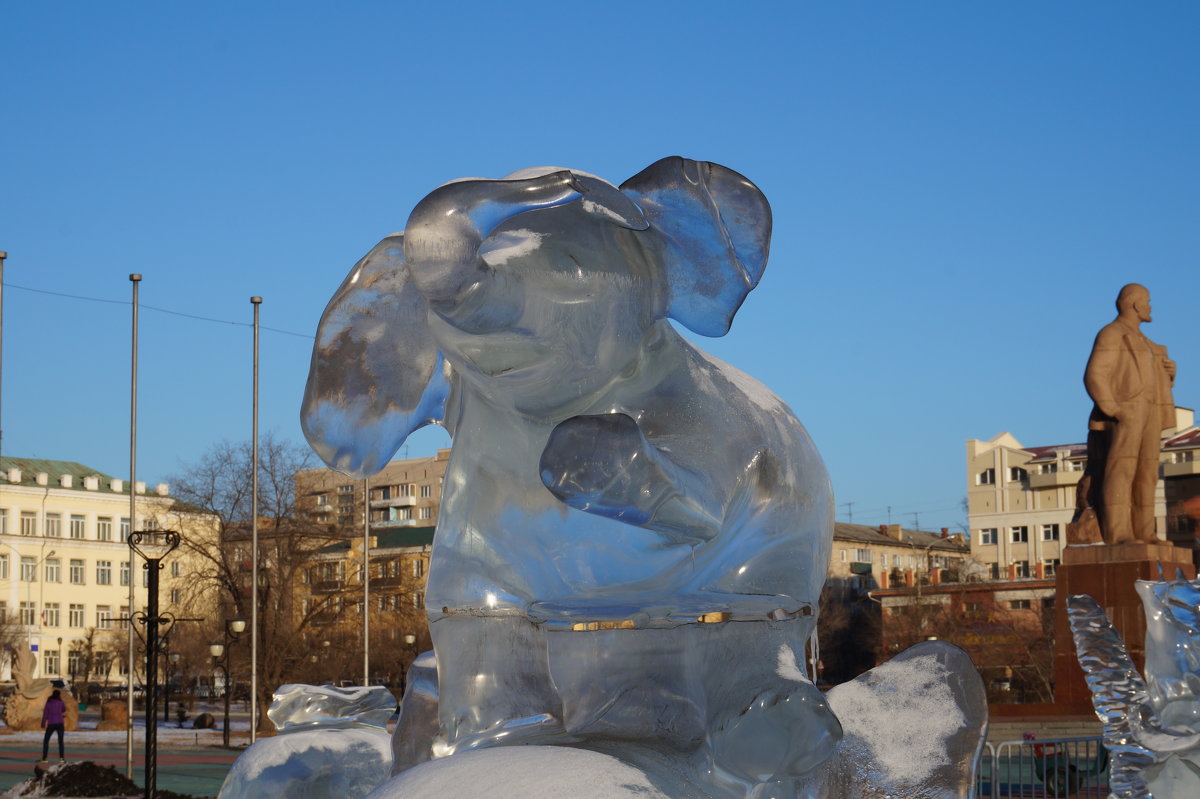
[128,529,179,799]
[209,618,246,749]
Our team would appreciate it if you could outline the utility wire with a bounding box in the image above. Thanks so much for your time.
[6,281,314,339]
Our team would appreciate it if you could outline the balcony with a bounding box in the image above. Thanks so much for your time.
[1163,459,1200,478]
[312,579,344,593]
[1028,470,1084,489]
[371,519,420,529]
[370,496,416,508]
[374,574,404,588]
[849,562,872,575]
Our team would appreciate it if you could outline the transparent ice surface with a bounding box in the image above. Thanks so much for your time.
[302,157,983,798]
[1068,579,1200,799]
[219,684,394,799]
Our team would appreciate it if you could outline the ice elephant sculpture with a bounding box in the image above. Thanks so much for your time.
[297,157,987,798]
[1069,575,1200,798]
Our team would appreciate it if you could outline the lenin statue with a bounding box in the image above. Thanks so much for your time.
[1074,283,1176,544]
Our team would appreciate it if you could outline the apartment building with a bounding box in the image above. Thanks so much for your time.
[0,456,216,681]
[966,406,1200,576]
[829,523,971,594]
[296,449,449,531]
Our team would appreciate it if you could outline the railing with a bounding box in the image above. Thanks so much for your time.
[977,736,1109,797]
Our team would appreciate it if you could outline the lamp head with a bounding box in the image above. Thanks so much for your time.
[209,642,225,659]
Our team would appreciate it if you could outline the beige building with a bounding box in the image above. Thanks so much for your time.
[297,449,449,532]
[0,456,217,682]
[966,406,1200,577]
[829,523,971,594]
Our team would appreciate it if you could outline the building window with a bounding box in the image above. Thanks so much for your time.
[170,589,181,604]
[419,506,432,520]
[1009,599,1032,610]
[69,559,85,584]
[97,517,113,541]
[893,554,902,567]
[853,548,872,563]
[989,563,1001,580]
[315,494,329,507]
[1066,459,1085,472]
[96,606,112,630]
[1008,467,1027,482]
[44,651,60,675]
[44,513,62,537]
[20,511,37,536]
[67,650,83,677]
[20,601,36,625]
[171,562,181,577]
[69,604,85,627]
[69,514,86,539]
[119,605,129,630]
[338,484,354,494]
[43,603,60,627]
[45,558,61,583]
[0,509,6,534]
[120,561,131,586]
[1014,560,1031,578]
[976,468,995,486]
[119,518,130,542]
[421,484,432,498]
[412,559,424,579]
[1038,463,1058,474]
[1010,526,1029,543]
[0,554,8,579]
[1174,451,1195,464]
[965,601,984,613]
[20,556,36,582]
[1041,524,1060,541]
[839,550,847,562]
[412,591,424,609]
[1043,558,1060,577]
[96,561,112,585]
[979,528,997,545]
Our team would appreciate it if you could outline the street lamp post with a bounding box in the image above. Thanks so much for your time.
[128,530,180,799]
[401,633,417,695]
[209,619,246,749]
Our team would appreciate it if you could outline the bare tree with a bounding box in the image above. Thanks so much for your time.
[166,433,350,732]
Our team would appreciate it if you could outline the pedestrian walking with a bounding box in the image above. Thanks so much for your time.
[41,689,66,763]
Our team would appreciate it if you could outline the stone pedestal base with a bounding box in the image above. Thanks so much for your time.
[1053,542,1195,708]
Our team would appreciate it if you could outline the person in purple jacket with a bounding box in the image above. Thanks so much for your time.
[40,689,66,762]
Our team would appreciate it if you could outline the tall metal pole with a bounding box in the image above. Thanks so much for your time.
[362,477,370,686]
[0,250,7,467]
[249,297,261,744]
[126,274,141,778]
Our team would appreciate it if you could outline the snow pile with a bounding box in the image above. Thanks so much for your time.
[366,746,669,799]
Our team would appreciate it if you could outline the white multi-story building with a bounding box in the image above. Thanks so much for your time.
[0,456,217,681]
[966,407,1200,578]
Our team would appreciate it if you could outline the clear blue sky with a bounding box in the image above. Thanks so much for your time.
[2,2,1197,534]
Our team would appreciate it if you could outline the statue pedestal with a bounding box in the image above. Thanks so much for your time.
[1053,542,1195,708]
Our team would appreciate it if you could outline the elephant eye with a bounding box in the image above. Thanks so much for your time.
[432,275,524,335]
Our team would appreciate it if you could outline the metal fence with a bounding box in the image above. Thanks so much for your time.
[976,736,1109,798]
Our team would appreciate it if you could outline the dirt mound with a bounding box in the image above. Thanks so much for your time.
[6,761,198,798]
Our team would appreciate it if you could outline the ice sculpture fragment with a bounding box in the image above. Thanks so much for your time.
[218,684,394,799]
[295,157,986,798]
[1068,576,1200,799]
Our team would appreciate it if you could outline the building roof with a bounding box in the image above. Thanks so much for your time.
[1022,443,1088,462]
[1165,427,1200,450]
[318,526,436,555]
[833,522,968,553]
[1,455,124,492]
